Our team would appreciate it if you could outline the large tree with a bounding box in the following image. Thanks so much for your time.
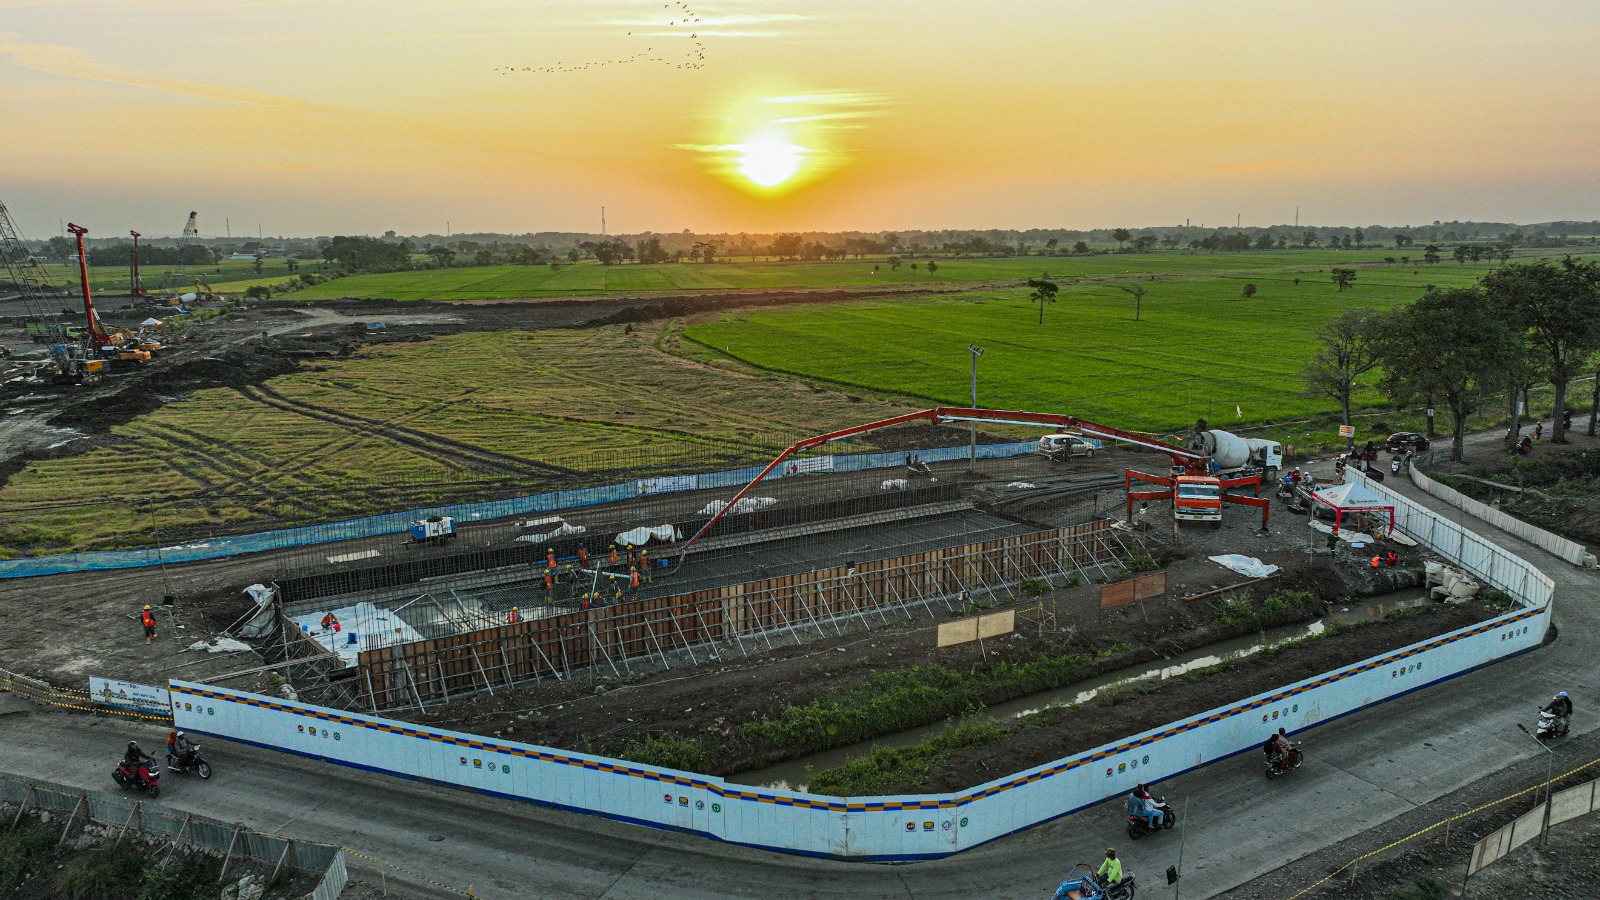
[1330,268,1357,292]
[1376,288,1520,461]
[1480,259,1600,443]
[1026,278,1058,324]
[1110,228,1131,250]
[1301,309,1384,448]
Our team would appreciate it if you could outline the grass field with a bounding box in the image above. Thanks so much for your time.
[682,252,1600,436]
[281,249,1547,301]
[37,258,331,295]
[0,327,909,554]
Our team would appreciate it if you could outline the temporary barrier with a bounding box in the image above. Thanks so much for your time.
[1408,466,1594,567]
[170,459,1555,860]
[0,441,1036,580]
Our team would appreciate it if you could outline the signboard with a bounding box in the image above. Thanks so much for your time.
[936,611,1016,647]
[1338,425,1355,438]
[638,475,697,495]
[90,677,171,716]
[783,457,834,476]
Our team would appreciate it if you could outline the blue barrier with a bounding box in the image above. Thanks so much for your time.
[0,441,1040,579]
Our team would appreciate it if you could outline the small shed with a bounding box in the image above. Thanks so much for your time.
[1310,481,1396,532]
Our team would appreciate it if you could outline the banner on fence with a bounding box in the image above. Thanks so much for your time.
[637,475,697,495]
[783,457,835,476]
[89,677,171,716]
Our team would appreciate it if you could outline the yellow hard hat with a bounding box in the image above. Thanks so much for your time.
[512,606,519,611]
[143,604,151,610]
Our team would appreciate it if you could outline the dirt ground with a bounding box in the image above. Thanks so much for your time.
[399,537,1470,789]
[1430,428,1600,549]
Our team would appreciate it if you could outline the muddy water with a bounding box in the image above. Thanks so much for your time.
[730,589,1428,792]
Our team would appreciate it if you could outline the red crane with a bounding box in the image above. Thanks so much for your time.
[66,223,113,353]
[680,406,1203,552]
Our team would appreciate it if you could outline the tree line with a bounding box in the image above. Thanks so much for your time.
[1303,258,1600,459]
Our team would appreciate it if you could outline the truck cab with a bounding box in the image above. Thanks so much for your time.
[1038,433,1097,460]
[1174,475,1223,527]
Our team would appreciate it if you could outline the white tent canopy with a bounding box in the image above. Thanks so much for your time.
[1310,481,1396,531]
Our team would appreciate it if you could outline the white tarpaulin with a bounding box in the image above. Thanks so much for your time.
[1208,555,1281,578]
[515,523,587,544]
[185,637,252,654]
[614,524,680,547]
[139,317,164,327]
[880,479,909,491]
[289,602,423,668]
[1306,520,1377,545]
[244,583,274,605]
[699,497,777,516]
[1006,482,1037,489]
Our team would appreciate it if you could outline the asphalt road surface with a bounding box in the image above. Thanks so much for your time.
[1,434,1595,899]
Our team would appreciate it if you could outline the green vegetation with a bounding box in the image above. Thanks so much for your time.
[741,652,1097,757]
[808,716,1006,796]
[612,732,713,772]
[0,820,226,900]
[0,823,54,896]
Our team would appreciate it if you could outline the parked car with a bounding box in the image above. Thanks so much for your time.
[1384,432,1430,452]
[1037,434,1096,460]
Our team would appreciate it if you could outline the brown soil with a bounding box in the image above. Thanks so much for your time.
[401,548,1460,786]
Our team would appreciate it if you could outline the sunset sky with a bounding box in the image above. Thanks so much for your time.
[2,0,1597,238]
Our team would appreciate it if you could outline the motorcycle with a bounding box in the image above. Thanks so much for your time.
[166,744,213,779]
[1537,709,1570,740]
[1264,741,1305,778]
[1125,796,1176,839]
[1390,458,1402,475]
[112,759,160,798]
[1051,863,1136,900]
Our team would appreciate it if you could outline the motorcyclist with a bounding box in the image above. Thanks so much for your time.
[1097,848,1123,884]
[1544,691,1573,728]
[1263,727,1293,764]
[1127,784,1163,828]
[121,741,154,786]
[171,730,197,767]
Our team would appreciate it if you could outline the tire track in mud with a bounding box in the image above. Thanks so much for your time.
[239,384,575,480]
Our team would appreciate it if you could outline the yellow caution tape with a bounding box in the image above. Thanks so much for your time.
[342,846,477,897]
[1285,752,1600,898]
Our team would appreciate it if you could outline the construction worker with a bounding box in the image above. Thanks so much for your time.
[543,567,554,602]
[1370,555,1382,569]
[320,612,341,633]
[546,548,557,569]
[140,604,157,644]
[609,544,619,566]
[580,593,592,611]
[577,544,588,567]
[640,548,651,581]
[1326,525,1339,553]
[630,566,641,597]
[507,606,520,624]
[1385,551,1399,568]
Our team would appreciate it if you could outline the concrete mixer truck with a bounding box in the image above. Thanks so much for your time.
[1185,422,1283,481]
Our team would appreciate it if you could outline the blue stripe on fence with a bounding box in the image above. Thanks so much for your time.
[0,441,1040,579]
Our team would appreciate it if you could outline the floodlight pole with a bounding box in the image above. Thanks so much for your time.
[1516,723,1555,846]
[967,344,983,472]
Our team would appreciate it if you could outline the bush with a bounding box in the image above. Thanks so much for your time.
[1122,550,1161,573]
[59,841,146,900]
[244,285,271,300]
[138,854,223,900]
[808,716,1006,796]
[1267,590,1318,607]
[1262,596,1287,614]
[1019,578,1050,597]
[0,824,56,895]
[1241,283,1258,298]
[613,732,711,772]
[1210,593,1256,627]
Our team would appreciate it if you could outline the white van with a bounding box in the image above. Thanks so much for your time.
[1037,434,1096,460]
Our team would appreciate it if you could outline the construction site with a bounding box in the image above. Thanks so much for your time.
[0,195,1517,800]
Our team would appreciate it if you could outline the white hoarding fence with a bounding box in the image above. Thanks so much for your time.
[1407,466,1595,567]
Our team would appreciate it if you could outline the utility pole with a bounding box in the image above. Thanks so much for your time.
[968,344,983,472]
[1294,206,1299,227]
[601,207,606,235]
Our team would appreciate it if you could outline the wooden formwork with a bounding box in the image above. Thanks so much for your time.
[358,521,1118,709]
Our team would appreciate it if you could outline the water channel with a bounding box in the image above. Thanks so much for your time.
[729,588,1429,792]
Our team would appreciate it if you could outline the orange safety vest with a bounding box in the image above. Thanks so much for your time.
[508,609,520,623]
[546,550,557,568]
[609,548,618,565]
[543,571,553,589]
[141,610,155,627]
[578,547,588,565]
[1370,556,1382,568]
[631,570,640,588]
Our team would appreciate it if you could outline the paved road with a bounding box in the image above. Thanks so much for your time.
[1,431,1595,899]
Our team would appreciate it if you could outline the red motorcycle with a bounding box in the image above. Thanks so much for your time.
[1264,741,1304,778]
[112,757,161,798]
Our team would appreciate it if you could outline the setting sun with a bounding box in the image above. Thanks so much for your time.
[735,137,804,187]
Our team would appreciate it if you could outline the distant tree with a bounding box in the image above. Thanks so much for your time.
[1384,257,1396,266]
[1026,278,1058,324]
[1353,229,1365,248]
[1400,256,1411,266]
[475,249,495,266]
[1481,259,1600,443]
[1393,234,1414,248]
[1301,231,1316,248]
[244,285,271,300]
[1044,238,1059,254]
[286,259,299,274]
[1453,245,1471,265]
[887,256,901,270]
[1301,309,1383,448]
[566,249,581,263]
[427,247,456,267]
[1073,241,1090,254]
[1276,236,1288,250]
[1331,268,1357,291]
[1254,233,1275,251]
[1376,287,1521,460]
[1111,228,1132,250]
[1120,284,1147,321]
[881,233,899,252]
[910,263,918,271]
[44,236,72,259]
[1340,235,1353,249]
[770,233,804,259]
[251,257,264,275]
[1161,236,1180,251]
[1422,244,1441,265]
[926,260,938,274]
[1241,283,1258,298]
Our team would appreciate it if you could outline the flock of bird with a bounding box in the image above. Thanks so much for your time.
[494,1,707,74]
